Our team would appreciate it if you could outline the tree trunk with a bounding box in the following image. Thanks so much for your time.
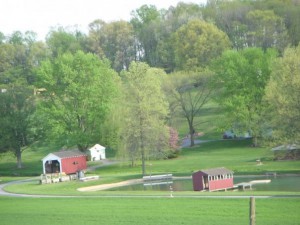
[188,122,195,147]
[77,144,88,152]
[139,114,146,176]
[130,156,134,167]
[141,146,146,176]
[252,136,258,147]
[190,130,195,147]
[16,147,23,169]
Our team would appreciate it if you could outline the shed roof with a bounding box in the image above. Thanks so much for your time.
[89,144,105,151]
[201,167,233,176]
[52,150,87,159]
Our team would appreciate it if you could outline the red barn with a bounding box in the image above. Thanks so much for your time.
[192,167,234,191]
[42,150,87,175]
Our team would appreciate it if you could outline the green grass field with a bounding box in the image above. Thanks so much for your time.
[0,196,299,225]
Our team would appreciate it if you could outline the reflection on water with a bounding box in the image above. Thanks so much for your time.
[108,176,300,192]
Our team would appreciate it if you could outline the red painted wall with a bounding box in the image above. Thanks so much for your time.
[193,171,234,191]
[208,178,233,191]
[61,156,87,174]
[192,171,204,191]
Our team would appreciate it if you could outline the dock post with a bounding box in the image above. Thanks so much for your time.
[170,185,174,198]
[249,197,256,225]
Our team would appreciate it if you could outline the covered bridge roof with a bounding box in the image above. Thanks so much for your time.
[201,167,233,176]
[51,150,87,159]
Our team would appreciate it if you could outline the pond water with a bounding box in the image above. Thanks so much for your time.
[108,175,300,192]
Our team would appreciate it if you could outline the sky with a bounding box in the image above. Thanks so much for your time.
[0,0,207,40]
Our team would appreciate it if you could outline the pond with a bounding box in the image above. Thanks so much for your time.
[108,175,300,192]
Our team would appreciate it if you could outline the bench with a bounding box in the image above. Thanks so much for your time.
[79,175,99,182]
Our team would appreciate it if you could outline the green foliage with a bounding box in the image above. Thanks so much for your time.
[87,20,136,72]
[205,0,297,52]
[173,19,231,70]
[155,3,204,72]
[265,45,300,144]
[121,62,169,174]
[212,47,277,146]
[130,5,162,67]
[36,51,120,150]
[0,32,46,167]
[0,85,36,168]
[165,69,215,146]
[246,9,288,52]
[46,27,86,57]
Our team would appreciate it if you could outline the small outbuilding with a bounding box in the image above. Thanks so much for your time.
[192,167,234,191]
[88,144,106,161]
[42,150,87,175]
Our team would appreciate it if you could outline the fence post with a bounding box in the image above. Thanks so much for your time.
[249,197,256,225]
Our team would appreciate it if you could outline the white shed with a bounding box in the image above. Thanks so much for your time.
[89,144,106,161]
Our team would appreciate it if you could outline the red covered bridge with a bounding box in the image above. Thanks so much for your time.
[42,150,87,175]
[192,167,234,191]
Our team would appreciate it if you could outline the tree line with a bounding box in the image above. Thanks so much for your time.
[0,0,299,174]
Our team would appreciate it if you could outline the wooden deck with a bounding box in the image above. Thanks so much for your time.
[143,174,173,181]
[235,179,271,190]
[235,182,252,190]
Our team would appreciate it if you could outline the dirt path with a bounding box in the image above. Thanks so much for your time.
[77,178,143,192]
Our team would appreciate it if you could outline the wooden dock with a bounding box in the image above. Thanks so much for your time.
[235,182,252,190]
[143,181,173,186]
[249,179,271,184]
[235,179,271,190]
[143,174,173,181]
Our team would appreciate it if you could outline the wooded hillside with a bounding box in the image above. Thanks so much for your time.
[0,0,299,173]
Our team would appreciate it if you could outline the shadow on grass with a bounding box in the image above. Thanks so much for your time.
[0,161,42,176]
[183,138,253,153]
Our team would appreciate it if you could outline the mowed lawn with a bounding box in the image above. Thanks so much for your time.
[2,139,300,196]
[91,139,300,177]
[0,196,299,225]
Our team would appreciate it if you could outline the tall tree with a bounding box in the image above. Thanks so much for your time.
[156,2,204,72]
[88,20,136,72]
[121,62,169,175]
[86,19,106,58]
[0,32,5,44]
[265,45,300,144]
[0,85,35,168]
[245,10,288,52]
[0,31,46,168]
[172,19,231,70]
[165,69,214,146]
[36,51,120,150]
[130,5,162,66]
[212,48,277,146]
[206,0,252,50]
[46,27,86,57]
[253,0,300,47]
